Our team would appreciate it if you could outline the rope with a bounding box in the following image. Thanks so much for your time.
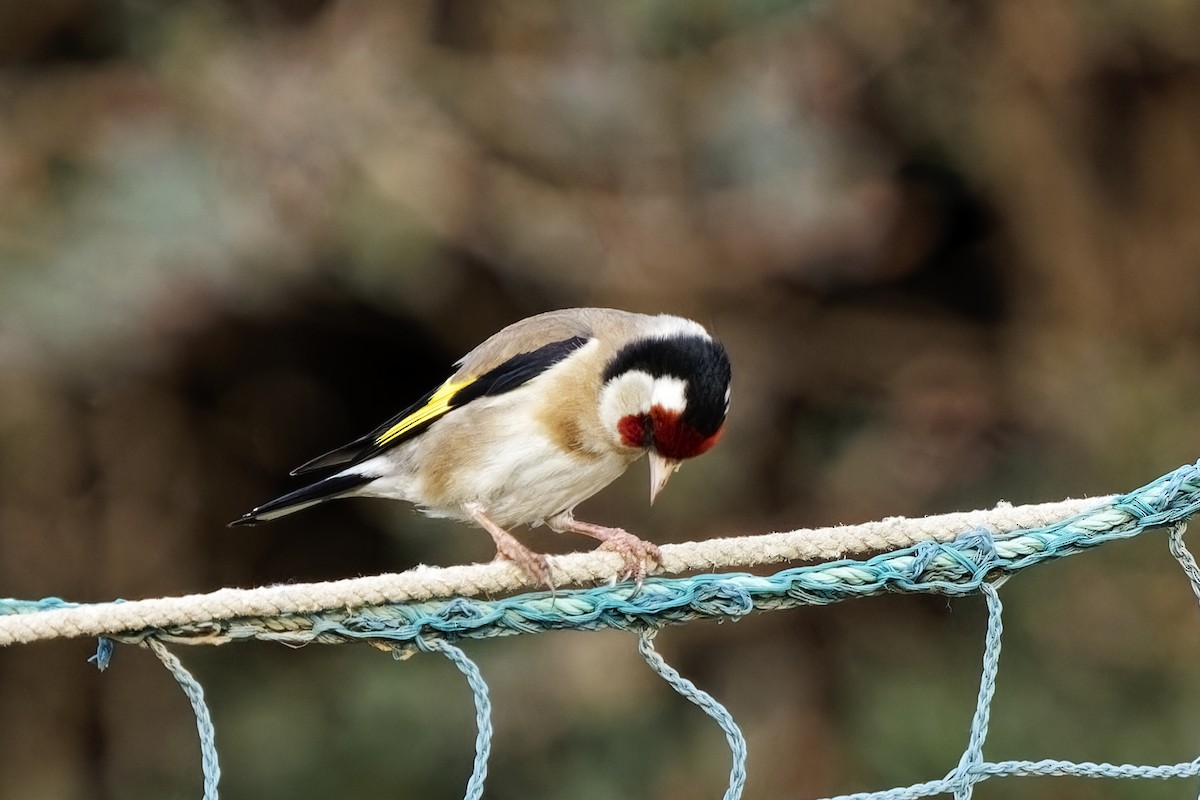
[950,581,1001,800]
[0,495,1111,647]
[5,461,1200,800]
[3,461,1190,654]
[146,639,221,800]
[412,639,491,800]
[638,631,748,800]
[817,523,1200,800]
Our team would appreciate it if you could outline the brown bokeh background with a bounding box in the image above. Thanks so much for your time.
[3,2,1200,798]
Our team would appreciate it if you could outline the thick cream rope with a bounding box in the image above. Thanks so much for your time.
[0,495,1107,647]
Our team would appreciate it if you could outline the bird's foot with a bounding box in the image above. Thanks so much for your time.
[493,536,554,590]
[469,507,555,589]
[598,531,663,585]
[553,517,663,585]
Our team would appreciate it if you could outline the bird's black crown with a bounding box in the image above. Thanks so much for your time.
[603,334,731,436]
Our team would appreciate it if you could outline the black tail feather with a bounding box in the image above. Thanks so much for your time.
[288,433,376,476]
[229,472,374,526]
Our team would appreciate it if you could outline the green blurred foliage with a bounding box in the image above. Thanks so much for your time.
[3,0,1200,798]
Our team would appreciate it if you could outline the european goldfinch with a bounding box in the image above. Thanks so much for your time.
[231,308,732,585]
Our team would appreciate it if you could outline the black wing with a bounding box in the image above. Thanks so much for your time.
[290,335,590,475]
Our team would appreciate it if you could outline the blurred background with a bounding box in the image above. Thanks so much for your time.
[3,1,1200,798]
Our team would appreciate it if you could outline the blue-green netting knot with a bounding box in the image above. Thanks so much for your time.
[89,637,114,671]
[908,539,942,576]
[691,577,755,616]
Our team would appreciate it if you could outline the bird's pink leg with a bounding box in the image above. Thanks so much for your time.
[549,515,663,583]
[469,507,554,588]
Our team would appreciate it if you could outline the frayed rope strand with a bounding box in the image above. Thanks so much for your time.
[1169,522,1200,609]
[412,638,492,800]
[949,582,1003,800]
[146,639,220,800]
[638,632,748,800]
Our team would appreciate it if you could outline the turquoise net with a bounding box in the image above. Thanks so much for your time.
[5,461,1200,799]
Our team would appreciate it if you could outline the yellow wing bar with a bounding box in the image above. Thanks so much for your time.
[375,378,474,447]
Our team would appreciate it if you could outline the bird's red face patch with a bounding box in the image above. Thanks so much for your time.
[618,406,725,459]
[617,413,650,448]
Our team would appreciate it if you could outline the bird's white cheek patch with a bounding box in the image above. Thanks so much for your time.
[599,371,691,450]
[599,370,656,434]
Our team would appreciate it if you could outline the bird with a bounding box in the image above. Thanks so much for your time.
[231,308,732,586]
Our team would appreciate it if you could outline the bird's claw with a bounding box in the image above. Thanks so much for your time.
[472,507,556,589]
[493,543,554,590]
[597,532,663,586]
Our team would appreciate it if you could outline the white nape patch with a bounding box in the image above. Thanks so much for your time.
[651,375,688,413]
[650,314,710,340]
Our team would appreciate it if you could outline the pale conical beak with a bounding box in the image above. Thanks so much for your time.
[649,453,682,505]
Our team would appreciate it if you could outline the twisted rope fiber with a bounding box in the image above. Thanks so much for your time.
[146,639,221,800]
[821,523,1200,800]
[638,632,748,800]
[5,462,1200,800]
[413,639,491,800]
[0,494,1124,647]
[823,583,1006,800]
[19,460,1192,654]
